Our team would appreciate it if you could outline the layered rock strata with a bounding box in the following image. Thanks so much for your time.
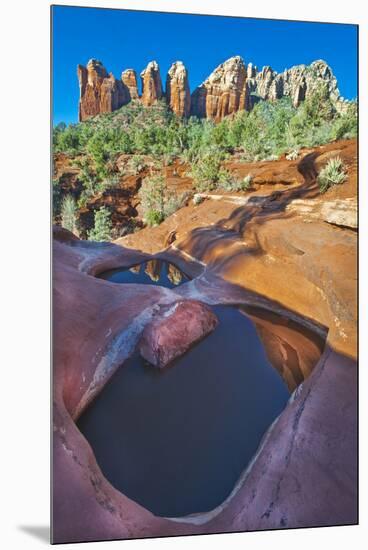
[121,69,139,100]
[166,61,191,117]
[77,59,128,121]
[77,56,350,121]
[191,56,247,121]
[140,61,163,106]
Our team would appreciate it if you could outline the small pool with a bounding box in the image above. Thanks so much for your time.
[77,304,290,518]
[98,259,189,288]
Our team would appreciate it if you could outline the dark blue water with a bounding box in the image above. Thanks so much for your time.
[98,259,189,288]
[77,304,290,518]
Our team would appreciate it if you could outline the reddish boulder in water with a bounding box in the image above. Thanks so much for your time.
[139,299,218,368]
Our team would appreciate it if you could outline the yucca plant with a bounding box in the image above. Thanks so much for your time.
[317,156,347,193]
[286,148,299,161]
[242,174,253,190]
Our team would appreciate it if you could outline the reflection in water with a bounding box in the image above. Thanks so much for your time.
[99,259,188,288]
[167,263,184,286]
[78,305,290,518]
[144,259,161,282]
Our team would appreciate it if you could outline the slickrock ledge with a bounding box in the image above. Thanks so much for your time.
[53,222,357,542]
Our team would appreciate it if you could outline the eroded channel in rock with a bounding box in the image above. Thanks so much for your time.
[77,260,326,519]
[78,306,291,517]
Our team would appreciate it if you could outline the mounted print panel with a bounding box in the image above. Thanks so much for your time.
[51,4,358,544]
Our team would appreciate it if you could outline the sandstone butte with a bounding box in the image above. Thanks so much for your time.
[77,56,350,121]
[52,137,357,543]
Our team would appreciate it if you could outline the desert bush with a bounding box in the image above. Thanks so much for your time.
[88,206,112,241]
[139,175,189,225]
[317,157,347,193]
[77,192,89,210]
[139,175,166,225]
[164,191,191,217]
[102,173,121,189]
[286,149,300,161]
[61,195,78,235]
[73,157,101,196]
[331,104,358,141]
[190,152,231,191]
[53,93,357,194]
[242,174,253,190]
[162,152,176,166]
[145,209,165,226]
[193,194,204,205]
[127,155,147,174]
[219,173,253,192]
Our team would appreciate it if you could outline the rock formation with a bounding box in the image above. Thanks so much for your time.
[77,56,348,121]
[77,59,129,121]
[121,69,139,100]
[245,59,341,108]
[191,57,343,118]
[139,300,218,368]
[191,56,248,121]
[166,61,191,117]
[140,61,163,106]
[53,204,357,541]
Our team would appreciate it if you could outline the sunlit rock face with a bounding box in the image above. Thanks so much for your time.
[139,300,219,368]
[121,69,139,100]
[77,56,345,121]
[166,61,191,117]
[77,59,128,121]
[247,59,340,108]
[140,61,163,107]
[191,56,248,121]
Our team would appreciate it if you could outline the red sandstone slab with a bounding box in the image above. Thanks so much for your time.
[139,299,218,368]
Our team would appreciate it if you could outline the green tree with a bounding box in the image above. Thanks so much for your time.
[61,195,78,235]
[88,207,112,241]
[139,175,166,225]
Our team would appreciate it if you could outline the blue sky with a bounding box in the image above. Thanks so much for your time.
[52,5,358,125]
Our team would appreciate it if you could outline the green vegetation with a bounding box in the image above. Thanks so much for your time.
[242,174,253,190]
[127,154,148,174]
[193,194,204,206]
[53,93,356,167]
[217,173,253,192]
[189,151,232,191]
[61,195,78,235]
[138,175,188,226]
[53,89,356,233]
[286,149,299,161]
[88,207,112,241]
[317,157,347,193]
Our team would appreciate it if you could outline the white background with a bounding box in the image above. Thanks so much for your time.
[0,0,366,548]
